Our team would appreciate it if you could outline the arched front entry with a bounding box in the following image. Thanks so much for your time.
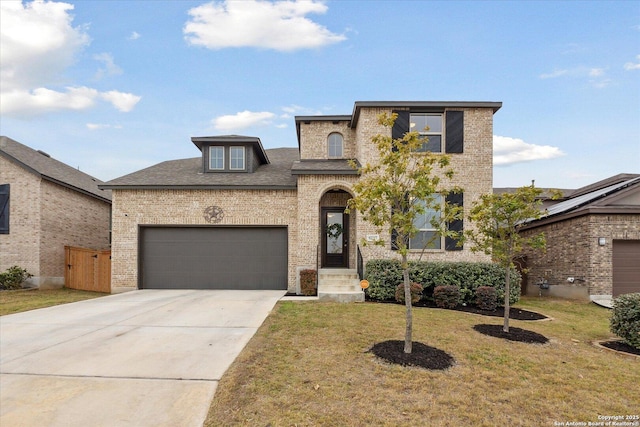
[319,188,355,269]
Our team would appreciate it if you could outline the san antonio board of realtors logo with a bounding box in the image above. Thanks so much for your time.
[203,206,224,224]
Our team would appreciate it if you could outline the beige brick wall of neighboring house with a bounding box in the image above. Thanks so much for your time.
[521,213,640,298]
[0,158,42,276]
[111,188,298,292]
[39,180,111,281]
[0,158,111,287]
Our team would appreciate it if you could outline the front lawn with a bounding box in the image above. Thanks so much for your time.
[0,288,107,316]
[206,297,638,426]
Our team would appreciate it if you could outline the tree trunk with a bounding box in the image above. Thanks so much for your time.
[403,254,413,353]
[503,265,510,333]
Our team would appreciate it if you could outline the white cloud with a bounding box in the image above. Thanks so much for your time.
[0,0,140,117]
[93,52,123,79]
[184,0,346,51]
[87,123,123,130]
[128,31,141,40]
[493,135,565,166]
[539,69,569,79]
[100,91,141,112]
[539,66,611,88]
[624,55,640,71]
[213,110,276,131]
[0,0,90,90]
[588,68,604,77]
[1,86,97,115]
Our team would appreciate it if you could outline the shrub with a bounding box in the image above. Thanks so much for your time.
[610,293,640,350]
[433,285,461,309]
[475,286,498,311]
[0,266,32,290]
[364,259,520,305]
[395,282,424,304]
[300,269,317,296]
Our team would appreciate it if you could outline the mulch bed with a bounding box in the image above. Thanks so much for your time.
[369,340,456,370]
[473,324,549,344]
[598,340,640,356]
[410,300,548,321]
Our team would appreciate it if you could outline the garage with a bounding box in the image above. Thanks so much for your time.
[612,240,640,297]
[140,226,288,290]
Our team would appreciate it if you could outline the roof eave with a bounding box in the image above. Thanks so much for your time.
[351,101,503,128]
[99,184,297,191]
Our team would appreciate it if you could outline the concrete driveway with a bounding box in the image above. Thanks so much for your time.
[0,289,285,427]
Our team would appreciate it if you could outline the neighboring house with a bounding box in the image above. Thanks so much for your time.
[518,173,640,301]
[100,101,501,300]
[0,136,112,288]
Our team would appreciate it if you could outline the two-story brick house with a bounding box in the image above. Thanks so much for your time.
[0,136,112,288]
[101,101,501,299]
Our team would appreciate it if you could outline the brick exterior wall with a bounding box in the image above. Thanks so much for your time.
[0,158,111,287]
[295,106,494,271]
[110,189,298,292]
[299,121,355,160]
[521,213,640,299]
[1,158,41,276]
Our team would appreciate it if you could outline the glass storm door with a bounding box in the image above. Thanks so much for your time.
[322,208,349,268]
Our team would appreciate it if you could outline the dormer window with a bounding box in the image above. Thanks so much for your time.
[230,146,245,170]
[328,133,343,158]
[209,146,224,170]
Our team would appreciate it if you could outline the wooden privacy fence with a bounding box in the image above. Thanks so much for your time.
[65,246,111,293]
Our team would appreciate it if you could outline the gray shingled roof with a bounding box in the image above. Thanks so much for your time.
[101,147,300,189]
[291,159,359,175]
[0,136,111,202]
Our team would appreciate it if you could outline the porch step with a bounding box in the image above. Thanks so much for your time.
[317,268,364,303]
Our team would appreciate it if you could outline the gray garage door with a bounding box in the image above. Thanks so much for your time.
[612,240,640,297]
[140,226,287,290]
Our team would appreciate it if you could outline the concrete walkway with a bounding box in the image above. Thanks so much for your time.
[0,289,285,427]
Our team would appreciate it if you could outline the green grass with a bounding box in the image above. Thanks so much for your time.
[206,297,639,426]
[0,288,107,316]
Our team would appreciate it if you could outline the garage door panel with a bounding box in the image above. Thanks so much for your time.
[613,240,640,297]
[141,227,287,290]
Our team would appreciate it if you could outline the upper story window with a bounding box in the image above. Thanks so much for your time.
[410,113,443,153]
[327,133,343,158]
[209,146,224,170]
[229,146,245,170]
[409,195,442,250]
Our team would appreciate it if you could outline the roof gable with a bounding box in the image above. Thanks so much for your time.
[0,136,111,203]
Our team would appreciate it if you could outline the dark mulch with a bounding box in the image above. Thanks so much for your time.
[599,340,640,356]
[411,300,548,321]
[369,340,455,370]
[473,324,549,344]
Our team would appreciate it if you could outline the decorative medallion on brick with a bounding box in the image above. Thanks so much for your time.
[203,205,224,223]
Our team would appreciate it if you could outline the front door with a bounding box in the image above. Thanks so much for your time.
[321,208,349,268]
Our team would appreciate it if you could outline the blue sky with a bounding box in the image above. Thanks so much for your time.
[1,0,638,189]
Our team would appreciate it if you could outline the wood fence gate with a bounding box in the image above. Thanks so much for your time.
[65,246,111,293]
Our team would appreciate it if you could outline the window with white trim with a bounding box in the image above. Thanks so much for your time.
[229,146,245,170]
[209,146,224,170]
[410,113,443,153]
[328,133,343,158]
[409,195,442,250]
